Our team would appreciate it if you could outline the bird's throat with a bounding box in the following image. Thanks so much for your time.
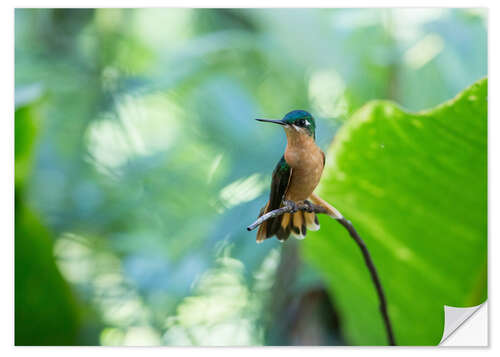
[283,128,317,167]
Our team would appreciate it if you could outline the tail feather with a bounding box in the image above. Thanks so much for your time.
[309,193,343,219]
[276,213,291,242]
[256,202,270,243]
[291,211,306,239]
[304,211,320,231]
[256,222,267,243]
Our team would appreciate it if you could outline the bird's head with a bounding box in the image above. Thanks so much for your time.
[256,110,316,139]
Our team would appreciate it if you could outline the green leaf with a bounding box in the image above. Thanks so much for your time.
[303,78,487,345]
[15,199,81,345]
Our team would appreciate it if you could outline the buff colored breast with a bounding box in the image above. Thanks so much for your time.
[284,131,324,202]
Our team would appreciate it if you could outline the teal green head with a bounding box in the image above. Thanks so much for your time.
[256,110,316,139]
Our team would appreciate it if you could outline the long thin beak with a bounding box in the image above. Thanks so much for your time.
[255,118,286,126]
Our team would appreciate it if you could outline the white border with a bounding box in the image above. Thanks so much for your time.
[3,1,495,355]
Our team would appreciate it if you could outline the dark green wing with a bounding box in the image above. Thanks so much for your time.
[268,155,292,211]
[261,156,292,238]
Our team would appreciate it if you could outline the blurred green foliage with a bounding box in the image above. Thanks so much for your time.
[303,78,487,345]
[15,97,81,345]
[15,8,486,345]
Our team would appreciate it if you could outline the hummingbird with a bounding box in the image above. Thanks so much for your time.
[255,110,341,243]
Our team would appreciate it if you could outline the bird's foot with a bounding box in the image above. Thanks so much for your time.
[303,200,314,212]
[283,200,298,213]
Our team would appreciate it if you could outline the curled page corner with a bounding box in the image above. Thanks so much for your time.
[439,302,486,345]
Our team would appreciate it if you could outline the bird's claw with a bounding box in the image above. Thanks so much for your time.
[303,200,314,212]
[283,200,298,213]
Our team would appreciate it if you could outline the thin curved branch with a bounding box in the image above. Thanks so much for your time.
[247,202,397,346]
[246,202,328,232]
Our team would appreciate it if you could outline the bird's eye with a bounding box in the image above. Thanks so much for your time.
[297,119,306,127]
